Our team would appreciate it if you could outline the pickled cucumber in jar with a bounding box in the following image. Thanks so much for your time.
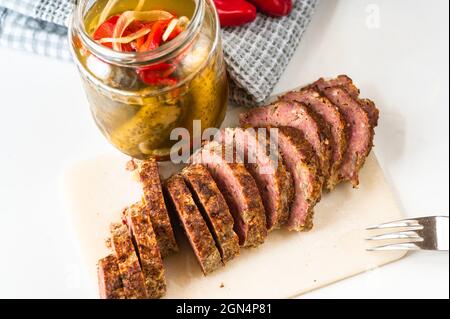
[72,0,228,160]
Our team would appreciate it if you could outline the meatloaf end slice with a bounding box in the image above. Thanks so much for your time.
[132,158,178,257]
[277,127,323,231]
[281,89,347,190]
[164,175,222,275]
[239,100,332,185]
[313,78,373,187]
[110,222,148,299]
[322,74,379,127]
[125,202,166,298]
[215,127,294,230]
[97,254,125,299]
[181,164,240,264]
[191,142,267,248]
[360,98,380,128]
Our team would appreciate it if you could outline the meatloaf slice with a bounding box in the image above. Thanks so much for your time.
[97,254,125,299]
[164,175,222,274]
[215,127,294,230]
[360,98,379,128]
[181,164,240,264]
[322,75,379,127]
[239,100,332,184]
[277,127,323,231]
[110,222,148,299]
[313,78,373,187]
[281,89,347,190]
[125,202,166,298]
[132,158,178,257]
[191,142,267,248]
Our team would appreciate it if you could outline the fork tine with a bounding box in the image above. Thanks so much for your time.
[366,219,422,230]
[367,242,421,251]
[366,231,422,241]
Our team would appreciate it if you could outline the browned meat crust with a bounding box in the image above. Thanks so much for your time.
[181,164,240,264]
[164,175,222,275]
[281,89,347,190]
[125,202,166,298]
[97,255,125,299]
[133,159,178,257]
[277,127,323,231]
[360,98,380,128]
[110,222,148,299]
[214,128,294,230]
[313,78,373,187]
[324,75,379,128]
[239,101,332,184]
[191,142,268,248]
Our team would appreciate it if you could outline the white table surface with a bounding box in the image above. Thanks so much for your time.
[0,0,448,299]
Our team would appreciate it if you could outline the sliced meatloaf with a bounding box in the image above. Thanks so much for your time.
[313,78,373,187]
[181,164,240,264]
[164,175,222,274]
[125,202,166,298]
[191,142,267,248]
[321,75,379,127]
[281,89,347,190]
[277,127,323,231]
[314,75,360,98]
[110,222,148,299]
[239,100,332,184]
[360,98,379,128]
[97,254,125,299]
[215,127,294,230]
[133,158,178,257]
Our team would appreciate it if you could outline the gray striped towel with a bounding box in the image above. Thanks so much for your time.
[0,0,318,106]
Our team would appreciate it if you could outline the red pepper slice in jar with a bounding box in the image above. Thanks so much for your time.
[213,0,257,27]
[133,23,153,50]
[91,8,191,87]
[138,20,169,52]
[247,0,292,17]
[124,20,147,34]
[92,15,120,48]
[137,63,178,86]
[166,25,183,41]
[92,14,135,51]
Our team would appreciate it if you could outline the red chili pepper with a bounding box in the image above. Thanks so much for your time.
[247,0,292,17]
[213,0,257,27]
[139,20,169,52]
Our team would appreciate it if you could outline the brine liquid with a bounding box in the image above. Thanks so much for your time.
[84,0,196,34]
[78,0,228,160]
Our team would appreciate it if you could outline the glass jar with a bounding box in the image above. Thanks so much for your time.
[69,0,228,160]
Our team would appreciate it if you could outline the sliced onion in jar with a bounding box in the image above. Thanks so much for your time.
[112,10,173,51]
[86,55,111,80]
[135,0,146,11]
[97,0,120,28]
[162,19,179,42]
[162,16,191,43]
[99,26,152,44]
[177,16,190,29]
[182,36,209,74]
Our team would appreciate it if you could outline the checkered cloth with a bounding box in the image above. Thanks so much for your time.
[0,0,318,106]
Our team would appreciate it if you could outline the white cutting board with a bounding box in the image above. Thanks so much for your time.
[61,107,407,299]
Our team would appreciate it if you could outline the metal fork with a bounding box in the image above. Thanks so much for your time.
[366,216,449,251]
